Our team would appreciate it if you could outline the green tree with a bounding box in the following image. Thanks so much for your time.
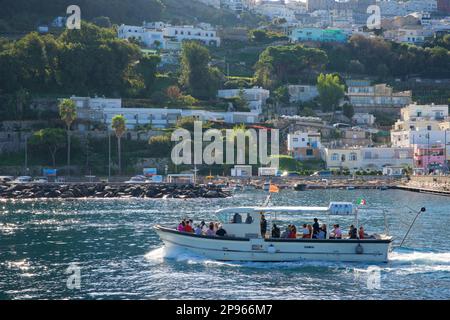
[316,73,345,112]
[179,41,222,100]
[29,128,66,167]
[342,103,355,119]
[59,99,77,176]
[255,45,328,89]
[112,115,126,175]
[136,53,161,95]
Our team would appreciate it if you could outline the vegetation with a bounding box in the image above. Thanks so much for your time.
[58,98,77,174]
[255,45,328,89]
[317,74,345,113]
[112,115,126,174]
[179,41,222,100]
[28,128,66,167]
[0,22,157,98]
[321,35,450,79]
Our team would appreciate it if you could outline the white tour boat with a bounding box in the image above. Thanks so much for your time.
[155,202,393,263]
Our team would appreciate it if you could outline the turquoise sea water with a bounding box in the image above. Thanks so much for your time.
[0,189,449,300]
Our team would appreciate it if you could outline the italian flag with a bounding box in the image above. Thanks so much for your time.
[357,198,366,205]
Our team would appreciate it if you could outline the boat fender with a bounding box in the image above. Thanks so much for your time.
[267,245,276,254]
[355,244,364,255]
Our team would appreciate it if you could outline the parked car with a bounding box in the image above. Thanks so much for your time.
[125,175,148,184]
[33,177,48,184]
[0,176,14,183]
[12,176,33,184]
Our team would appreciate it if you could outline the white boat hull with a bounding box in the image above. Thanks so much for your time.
[155,226,392,263]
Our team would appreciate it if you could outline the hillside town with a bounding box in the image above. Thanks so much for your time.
[0,0,449,184]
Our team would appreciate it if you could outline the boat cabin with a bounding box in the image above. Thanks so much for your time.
[216,202,356,239]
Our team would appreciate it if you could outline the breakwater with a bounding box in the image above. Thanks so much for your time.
[0,183,231,199]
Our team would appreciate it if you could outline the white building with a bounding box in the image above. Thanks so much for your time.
[253,0,297,22]
[352,113,376,126]
[118,22,220,49]
[377,0,438,17]
[288,85,319,103]
[323,146,414,171]
[347,83,412,108]
[71,97,260,130]
[287,131,322,160]
[231,165,253,177]
[384,26,433,45]
[217,87,270,114]
[391,103,450,148]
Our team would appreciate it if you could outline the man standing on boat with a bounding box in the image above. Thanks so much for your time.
[260,214,267,238]
[313,218,320,238]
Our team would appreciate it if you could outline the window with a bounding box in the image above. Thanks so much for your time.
[331,153,339,161]
[427,125,432,131]
[350,153,357,161]
[306,149,313,156]
[293,138,298,142]
[341,155,346,162]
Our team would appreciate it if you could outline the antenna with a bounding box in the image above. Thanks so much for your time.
[399,207,426,248]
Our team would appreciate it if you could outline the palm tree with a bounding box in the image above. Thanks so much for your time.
[112,115,126,175]
[59,99,77,176]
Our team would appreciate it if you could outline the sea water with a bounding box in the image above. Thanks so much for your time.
[0,189,449,300]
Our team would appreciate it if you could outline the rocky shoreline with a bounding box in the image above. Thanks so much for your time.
[0,183,231,199]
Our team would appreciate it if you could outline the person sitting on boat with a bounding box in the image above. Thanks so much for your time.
[184,220,194,233]
[359,226,365,240]
[214,222,219,232]
[349,225,358,239]
[312,218,320,239]
[177,220,186,232]
[288,225,297,239]
[232,213,242,224]
[330,224,342,239]
[216,226,227,237]
[271,224,280,238]
[302,224,309,239]
[317,224,327,239]
[307,224,313,238]
[206,222,216,236]
[281,225,290,238]
[194,224,202,235]
[200,221,207,234]
[260,215,267,238]
[245,213,253,224]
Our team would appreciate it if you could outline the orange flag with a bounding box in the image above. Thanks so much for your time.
[269,184,279,193]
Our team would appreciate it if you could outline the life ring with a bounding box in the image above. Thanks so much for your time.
[355,244,364,254]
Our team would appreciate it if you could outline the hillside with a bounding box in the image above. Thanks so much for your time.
[0,0,264,33]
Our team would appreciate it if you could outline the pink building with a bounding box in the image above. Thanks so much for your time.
[413,144,446,173]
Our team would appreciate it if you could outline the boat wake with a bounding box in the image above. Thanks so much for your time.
[145,246,450,274]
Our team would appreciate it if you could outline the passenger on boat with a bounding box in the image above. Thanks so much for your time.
[312,218,320,238]
[349,225,358,239]
[216,226,227,237]
[317,224,327,239]
[288,225,297,239]
[260,215,267,238]
[232,213,242,224]
[200,221,207,234]
[184,220,194,233]
[214,222,219,232]
[302,224,309,238]
[271,224,280,238]
[177,220,186,232]
[330,224,342,239]
[194,224,202,235]
[281,226,290,238]
[245,214,253,224]
[359,226,365,239]
[307,224,313,238]
[206,223,216,236]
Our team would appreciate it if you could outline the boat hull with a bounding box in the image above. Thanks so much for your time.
[155,226,391,263]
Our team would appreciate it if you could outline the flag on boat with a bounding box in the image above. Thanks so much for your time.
[269,184,280,193]
[356,198,366,205]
